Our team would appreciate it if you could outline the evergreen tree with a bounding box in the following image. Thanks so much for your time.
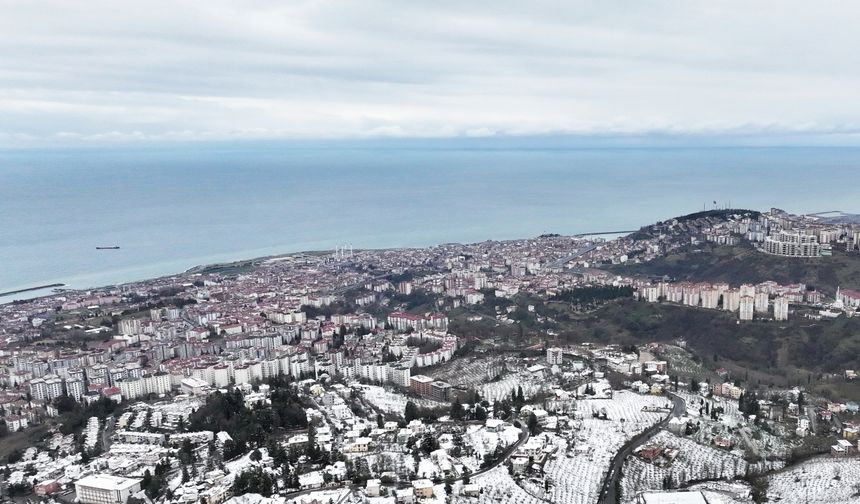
[450,399,464,420]
[404,401,418,422]
[474,404,487,421]
[527,412,539,435]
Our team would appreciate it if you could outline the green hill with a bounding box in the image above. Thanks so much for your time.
[612,243,860,295]
[554,299,860,401]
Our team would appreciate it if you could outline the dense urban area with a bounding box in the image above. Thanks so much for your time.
[3,208,860,504]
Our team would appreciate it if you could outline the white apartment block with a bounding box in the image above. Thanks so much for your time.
[66,377,86,401]
[117,373,172,401]
[739,296,755,321]
[774,296,789,321]
[723,289,740,312]
[763,230,821,257]
[754,291,769,313]
[117,318,142,336]
[75,474,142,504]
[547,347,564,366]
[700,289,720,309]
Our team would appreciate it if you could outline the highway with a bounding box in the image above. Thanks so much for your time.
[598,392,686,504]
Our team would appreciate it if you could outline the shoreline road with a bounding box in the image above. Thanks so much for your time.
[545,244,599,270]
[598,393,686,504]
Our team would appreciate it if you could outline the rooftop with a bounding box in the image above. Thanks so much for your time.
[75,474,142,491]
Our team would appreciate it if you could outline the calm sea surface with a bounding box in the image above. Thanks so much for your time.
[1,144,859,301]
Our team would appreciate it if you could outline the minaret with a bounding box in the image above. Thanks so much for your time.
[834,286,844,310]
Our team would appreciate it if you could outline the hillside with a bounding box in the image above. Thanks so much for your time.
[551,299,860,400]
[611,243,860,295]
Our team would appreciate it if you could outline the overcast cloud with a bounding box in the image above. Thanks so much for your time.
[2,0,860,146]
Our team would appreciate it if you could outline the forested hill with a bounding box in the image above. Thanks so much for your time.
[611,243,860,295]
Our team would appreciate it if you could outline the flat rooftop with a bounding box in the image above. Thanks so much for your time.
[640,491,708,504]
[76,474,142,491]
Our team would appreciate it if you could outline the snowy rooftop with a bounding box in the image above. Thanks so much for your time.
[76,474,142,491]
[639,490,708,504]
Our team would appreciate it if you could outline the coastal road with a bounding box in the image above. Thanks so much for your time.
[598,392,686,504]
[545,244,599,270]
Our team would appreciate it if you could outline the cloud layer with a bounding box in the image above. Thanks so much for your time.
[2,1,860,145]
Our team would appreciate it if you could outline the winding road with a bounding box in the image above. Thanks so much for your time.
[597,392,686,504]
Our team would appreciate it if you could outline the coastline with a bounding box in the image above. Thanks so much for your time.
[0,230,634,305]
[0,283,65,298]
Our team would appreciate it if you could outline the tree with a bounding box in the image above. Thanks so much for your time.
[527,412,539,435]
[474,404,487,421]
[178,439,195,465]
[516,386,524,404]
[232,467,274,497]
[420,433,439,455]
[404,401,419,423]
[462,467,472,485]
[450,399,464,421]
[7,449,23,464]
[306,425,320,461]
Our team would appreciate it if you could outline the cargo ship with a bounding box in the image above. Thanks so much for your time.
[96,246,121,250]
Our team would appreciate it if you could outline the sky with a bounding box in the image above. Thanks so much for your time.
[2,1,860,147]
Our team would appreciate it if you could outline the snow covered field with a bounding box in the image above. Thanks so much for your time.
[620,430,750,502]
[480,372,543,403]
[451,465,543,504]
[432,357,504,387]
[537,392,670,504]
[360,385,445,414]
[455,391,670,504]
[766,457,860,503]
[461,423,522,471]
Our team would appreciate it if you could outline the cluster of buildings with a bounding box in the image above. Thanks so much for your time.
[635,280,802,321]
[703,208,860,257]
[2,208,860,504]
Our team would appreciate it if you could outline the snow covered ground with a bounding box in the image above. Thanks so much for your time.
[766,457,860,503]
[432,356,504,387]
[620,430,751,502]
[460,424,522,471]
[537,392,670,504]
[480,372,543,403]
[451,465,543,504]
[455,391,669,504]
[288,488,350,504]
[686,481,754,503]
[360,385,445,414]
